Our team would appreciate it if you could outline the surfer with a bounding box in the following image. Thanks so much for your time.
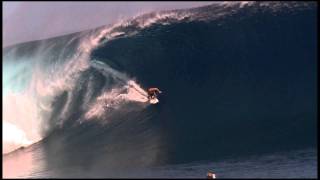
[207,171,216,179]
[147,87,162,99]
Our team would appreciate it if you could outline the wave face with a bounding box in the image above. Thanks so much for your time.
[3,2,317,177]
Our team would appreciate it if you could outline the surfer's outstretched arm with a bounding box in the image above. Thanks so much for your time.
[147,87,162,98]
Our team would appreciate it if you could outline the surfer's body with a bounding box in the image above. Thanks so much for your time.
[147,87,162,99]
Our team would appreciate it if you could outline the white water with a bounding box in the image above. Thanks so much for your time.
[4,3,202,153]
[84,80,149,120]
[3,18,150,154]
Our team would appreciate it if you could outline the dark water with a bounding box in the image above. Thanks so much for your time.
[3,2,317,178]
[3,147,317,178]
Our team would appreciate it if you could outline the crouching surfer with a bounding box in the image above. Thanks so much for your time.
[147,87,162,100]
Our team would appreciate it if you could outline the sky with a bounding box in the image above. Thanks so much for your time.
[3,2,214,47]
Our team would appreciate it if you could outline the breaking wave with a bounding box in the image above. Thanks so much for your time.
[3,1,317,174]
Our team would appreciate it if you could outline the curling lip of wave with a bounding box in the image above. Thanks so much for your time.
[3,1,313,50]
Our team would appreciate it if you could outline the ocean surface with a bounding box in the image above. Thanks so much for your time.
[3,2,317,178]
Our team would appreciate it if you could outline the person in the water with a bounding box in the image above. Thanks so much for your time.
[207,171,216,179]
[147,87,162,99]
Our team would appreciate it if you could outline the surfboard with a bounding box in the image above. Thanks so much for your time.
[150,97,159,104]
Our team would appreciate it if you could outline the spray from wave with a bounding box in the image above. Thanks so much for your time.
[2,16,155,153]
